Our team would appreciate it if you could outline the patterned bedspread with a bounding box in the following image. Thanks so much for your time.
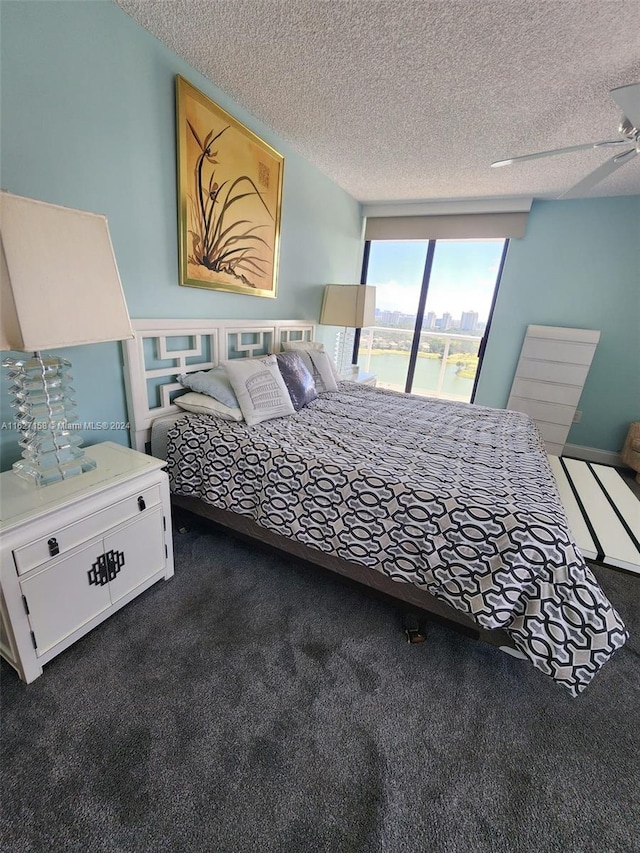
[166,382,628,695]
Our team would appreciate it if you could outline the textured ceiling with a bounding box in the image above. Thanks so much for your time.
[116,0,640,203]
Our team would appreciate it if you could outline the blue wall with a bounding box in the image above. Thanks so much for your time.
[1,3,637,469]
[0,0,362,469]
[475,196,640,452]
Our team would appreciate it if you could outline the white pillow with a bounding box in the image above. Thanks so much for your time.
[174,392,244,421]
[224,355,295,426]
[283,340,340,384]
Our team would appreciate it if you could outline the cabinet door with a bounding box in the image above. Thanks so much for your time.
[105,506,166,605]
[20,539,112,656]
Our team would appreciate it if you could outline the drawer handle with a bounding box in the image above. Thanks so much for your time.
[48,537,60,557]
[88,549,125,587]
[138,496,146,511]
[88,553,109,587]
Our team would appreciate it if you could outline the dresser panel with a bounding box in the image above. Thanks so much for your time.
[21,539,112,655]
[507,325,600,455]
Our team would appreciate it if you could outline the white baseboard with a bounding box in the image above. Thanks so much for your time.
[563,444,621,466]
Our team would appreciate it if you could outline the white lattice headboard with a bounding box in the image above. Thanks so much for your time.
[122,318,315,451]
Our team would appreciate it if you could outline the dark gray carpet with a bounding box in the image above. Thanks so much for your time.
[2,518,639,853]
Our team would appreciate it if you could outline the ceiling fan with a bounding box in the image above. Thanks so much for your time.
[491,82,640,199]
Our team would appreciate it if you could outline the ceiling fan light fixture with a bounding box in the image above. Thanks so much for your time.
[490,81,640,198]
[618,117,637,138]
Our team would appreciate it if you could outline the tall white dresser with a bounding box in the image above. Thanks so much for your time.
[506,325,600,456]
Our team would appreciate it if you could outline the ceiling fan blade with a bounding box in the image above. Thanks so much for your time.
[491,140,627,167]
[558,149,637,200]
[610,82,640,129]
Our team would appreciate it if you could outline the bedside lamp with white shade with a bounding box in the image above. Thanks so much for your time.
[0,191,134,486]
[319,284,376,375]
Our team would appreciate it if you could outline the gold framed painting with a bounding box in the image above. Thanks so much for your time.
[175,76,284,297]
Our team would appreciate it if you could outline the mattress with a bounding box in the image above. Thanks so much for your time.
[164,382,628,695]
[150,412,184,460]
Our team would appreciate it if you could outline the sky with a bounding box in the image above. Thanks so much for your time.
[367,239,505,321]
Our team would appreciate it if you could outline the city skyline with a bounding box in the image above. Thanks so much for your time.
[367,239,505,321]
[375,307,484,333]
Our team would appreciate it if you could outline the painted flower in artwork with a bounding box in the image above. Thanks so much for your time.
[185,119,275,290]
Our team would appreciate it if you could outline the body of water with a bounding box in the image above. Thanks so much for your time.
[362,353,475,401]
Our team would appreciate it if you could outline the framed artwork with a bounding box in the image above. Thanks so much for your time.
[175,76,284,297]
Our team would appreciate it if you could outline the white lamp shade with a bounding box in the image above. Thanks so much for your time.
[320,284,376,327]
[0,191,133,352]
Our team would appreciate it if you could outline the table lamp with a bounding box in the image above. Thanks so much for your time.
[1,191,134,486]
[319,284,376,374]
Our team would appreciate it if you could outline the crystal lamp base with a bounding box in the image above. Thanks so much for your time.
[3,352,97,487]
[12,453,97,487]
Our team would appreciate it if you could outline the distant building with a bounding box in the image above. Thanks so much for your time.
[375,310,417,328]
[441,312,452,331]
[423,311,436,330]
[399,313,416,328]
[460,311,478,332]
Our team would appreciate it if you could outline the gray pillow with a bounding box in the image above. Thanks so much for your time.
[275,351,318,410]
[177,366,238,408]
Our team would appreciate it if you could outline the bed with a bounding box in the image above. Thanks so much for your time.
[123,319,628,696]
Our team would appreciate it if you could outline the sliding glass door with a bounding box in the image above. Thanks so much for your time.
[356,238,508,403]
[355,240,430,389]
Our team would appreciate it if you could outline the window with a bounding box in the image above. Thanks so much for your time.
[356,238,508,403]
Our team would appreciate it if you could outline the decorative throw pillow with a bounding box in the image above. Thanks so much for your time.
[282,343,338,393]
[224,355,295,426]
[283,340,341,384]
[174,392,244,421]
[274,351,318,410]
[177,366,239,408]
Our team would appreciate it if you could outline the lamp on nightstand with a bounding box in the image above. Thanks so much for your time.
[0,191,134,486]
[319,284,376,375]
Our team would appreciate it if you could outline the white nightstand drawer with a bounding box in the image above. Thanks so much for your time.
[340,370,376,386]
[13,483,162,576]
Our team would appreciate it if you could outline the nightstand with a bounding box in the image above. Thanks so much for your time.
[340,368,377,386]
[0,442,174,683]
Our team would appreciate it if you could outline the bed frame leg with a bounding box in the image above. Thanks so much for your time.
[171,509,190,535]
[499,645,528,660]
[402,611,427,644]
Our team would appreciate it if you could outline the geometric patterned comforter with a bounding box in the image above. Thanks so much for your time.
[166,382,628,696]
